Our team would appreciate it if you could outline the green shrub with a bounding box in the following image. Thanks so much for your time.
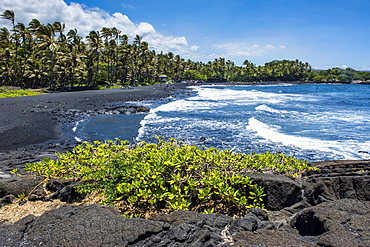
[0,89,45,98]
[25,137,316,217]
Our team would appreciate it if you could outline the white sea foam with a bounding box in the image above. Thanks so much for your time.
[71,119,86,132]
[321,111,368,123]
[134,85,370,161]
[72,122,79,132]
[74,136,82,142]
[72,120,85,142]
[246,117,370,159]
[136,124,146,141]
[137,86,309,142]
[145,87,315,118]
[149,98,222,113]
[255,104,290,114]
[137,111,188,140]
[194,87,317,106]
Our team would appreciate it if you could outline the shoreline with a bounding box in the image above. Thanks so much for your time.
[1,82,369,175]
[0,83,189,151]
[0,83,190,175]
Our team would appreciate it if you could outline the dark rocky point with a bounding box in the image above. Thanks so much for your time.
[0,160,368,246]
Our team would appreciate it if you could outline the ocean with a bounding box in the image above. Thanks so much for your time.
[71,83,370,162]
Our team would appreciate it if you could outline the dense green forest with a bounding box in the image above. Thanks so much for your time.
[1,10,370,89]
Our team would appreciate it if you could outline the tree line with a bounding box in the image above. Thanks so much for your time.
[1,10,369,89]
[312,67,370,83]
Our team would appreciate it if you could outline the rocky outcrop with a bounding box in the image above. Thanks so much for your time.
[53,105,150,125]
[247,173,303,211]
[44,178,85,203]
[0,176,44,199]
[0,141,78,176]
[291,199,370,246]
[0,160,369,246]
[0,177,84,207]
[0,204,165,246]
[0,200,368,246]
[303,160,370,205]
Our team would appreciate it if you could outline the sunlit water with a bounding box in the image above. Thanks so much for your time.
[71,84,370,162]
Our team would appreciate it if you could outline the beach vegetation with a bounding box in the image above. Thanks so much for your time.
[0,88,46,98]
[10,168,19,174]
[15,193,26,201]
[25,137,317,217]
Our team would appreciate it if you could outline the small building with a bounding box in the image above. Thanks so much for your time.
[159,75,168,82]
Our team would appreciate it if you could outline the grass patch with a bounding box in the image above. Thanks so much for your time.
[0,88,46,98]
[24,137,317,217]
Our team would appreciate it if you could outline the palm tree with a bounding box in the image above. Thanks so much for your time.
[64,29,86,87]
[133,34,142,46]
[1,10,21,86]
[86,30,102,85]
[1,10,15,28]
[35,24,63,89]
[2,10,321,88]
[117,34,132,86]
[0,27,11,85]
[53,21,65,41]
[100,27,121,85]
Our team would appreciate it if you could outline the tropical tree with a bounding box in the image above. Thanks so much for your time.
[1,10,20,86]
[4,9,359,90]
[86,30,102,85]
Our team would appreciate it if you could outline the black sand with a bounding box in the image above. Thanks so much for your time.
[0,83,189,175]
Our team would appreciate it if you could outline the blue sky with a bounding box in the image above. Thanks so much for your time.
[1,0,369,69]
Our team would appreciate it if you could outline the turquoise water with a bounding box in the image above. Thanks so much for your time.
[73,84,370,162]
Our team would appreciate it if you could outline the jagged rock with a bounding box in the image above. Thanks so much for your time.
[53,105,150,124]
[247,173,302,210]
[147,210,233,246]
[45,179,85,203]
[0,195,15,208]
[248,207,269,221]
[291,199,370,246]
[0,149,61,175]
[317,229,366,247]
[228,210,276,236]
[303,175,370,205]
[0,160,369,246]
[224,229,316,247]
[0,176,44,198]
[0,177,84,203]
[229,215,259,233]
[0,200,369,246]
[0,171,11,179]
[304,160,370,205]
[0,204,165,246]
[0,214,36,244]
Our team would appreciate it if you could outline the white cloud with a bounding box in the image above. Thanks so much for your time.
[336,65,370,71]
[122,3,135,9]
[0,0,190,54]
[212,42,286,58]
[190,45,200,51]
[354,66,370,71]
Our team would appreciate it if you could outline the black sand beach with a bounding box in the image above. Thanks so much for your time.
[0,83,189,174]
